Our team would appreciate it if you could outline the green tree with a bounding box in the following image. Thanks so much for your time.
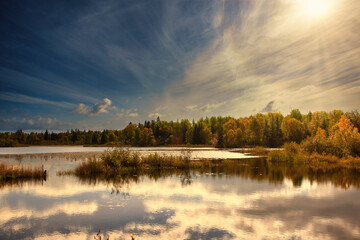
[185,127,194,144]
[134,128,141,146]
[308,111,330,135]
[122,124,137,145]
[27,132,39,144]
[139,128,156,146]
[14,130,26,144]
[224,129,236,147]
[101,130,108,144]
[290,109,303,121]
[44,130,50,141]
[108,131,117,142]
[216,125,224,148]
[345,110,360,130]
[281,117,305,143]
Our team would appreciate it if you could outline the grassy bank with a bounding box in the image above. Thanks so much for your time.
[267,142,360,165]
[0,163,46,182]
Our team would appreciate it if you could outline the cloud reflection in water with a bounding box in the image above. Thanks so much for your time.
[0,157,360,239]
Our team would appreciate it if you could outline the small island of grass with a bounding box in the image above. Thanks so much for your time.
[58,148,229,178]
[0,163,47,187]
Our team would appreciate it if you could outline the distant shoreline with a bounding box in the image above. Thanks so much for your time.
[0,144,214,148]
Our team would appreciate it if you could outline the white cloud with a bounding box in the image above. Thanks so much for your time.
[147,106,168,119]
[126,108,139,117]
[148,113,164,118]
[0,201,98,225]
[128,112,139,117]
[115,113,124,118]
[115,108,139,118]
[73,98,116,116]
[185,105,198,112]
[185,102,226,113]
[73,104,90,115]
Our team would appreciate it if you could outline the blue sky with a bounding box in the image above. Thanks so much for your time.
[1,0,359,131]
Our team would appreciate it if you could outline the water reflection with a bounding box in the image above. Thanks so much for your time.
[70,158,360,190]
[0,178,45,190]
[0,156,360,239]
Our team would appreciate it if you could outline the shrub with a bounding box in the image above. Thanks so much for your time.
[268,143,307,163]
[301,116,360,158]
[283,142,300,154]
[267,150,291,162]
[75,158,105,176]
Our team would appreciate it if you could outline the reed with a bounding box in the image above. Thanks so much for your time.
[0,163,46,181]
[267,142,360,164]
[62,148,238,178]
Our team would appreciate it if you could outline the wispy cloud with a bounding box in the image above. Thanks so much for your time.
[185,102,227,113]
[115,108,139,118]
[1,0,359,131]
[158,0,360,117]
[147,106,168,119]
[148,113,164,119]
[0,92,75,108]
[0,116,62,131]
[73,98,117,116]
[0,67,100,104]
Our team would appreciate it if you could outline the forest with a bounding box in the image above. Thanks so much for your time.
[1,109,359,157]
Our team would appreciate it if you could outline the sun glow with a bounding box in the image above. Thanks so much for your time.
[299,0,336,19]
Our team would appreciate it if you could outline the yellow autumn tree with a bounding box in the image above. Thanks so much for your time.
[303,115,360,157]
[224,129,237,148]
[330,115,360,157]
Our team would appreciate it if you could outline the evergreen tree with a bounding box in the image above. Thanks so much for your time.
[216,125,224,148]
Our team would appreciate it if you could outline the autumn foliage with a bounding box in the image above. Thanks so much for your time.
[1,110,360,158]
[302,115,360,157]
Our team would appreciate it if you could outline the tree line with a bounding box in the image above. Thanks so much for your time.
[1,109,359,153]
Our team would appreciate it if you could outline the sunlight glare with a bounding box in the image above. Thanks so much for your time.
[299,0,336,19]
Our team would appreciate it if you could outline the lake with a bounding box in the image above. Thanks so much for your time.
[0,147,360,239]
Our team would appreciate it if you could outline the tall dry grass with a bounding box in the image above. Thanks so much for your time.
[62,148,240,178]
[0,163,46,181]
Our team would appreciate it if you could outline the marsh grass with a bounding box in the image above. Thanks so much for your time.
[248,146,270,156]
[0,163,46,182]
[59,151,360,190]
[267,142,360,165]
[267,149,308,163]
[59,148,242,178]
[236,146,271,156]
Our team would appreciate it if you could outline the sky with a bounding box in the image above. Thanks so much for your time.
[1,0,359,131]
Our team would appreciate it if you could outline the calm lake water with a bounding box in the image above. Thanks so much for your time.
[0,146,254,160]
[1,147,360,239]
